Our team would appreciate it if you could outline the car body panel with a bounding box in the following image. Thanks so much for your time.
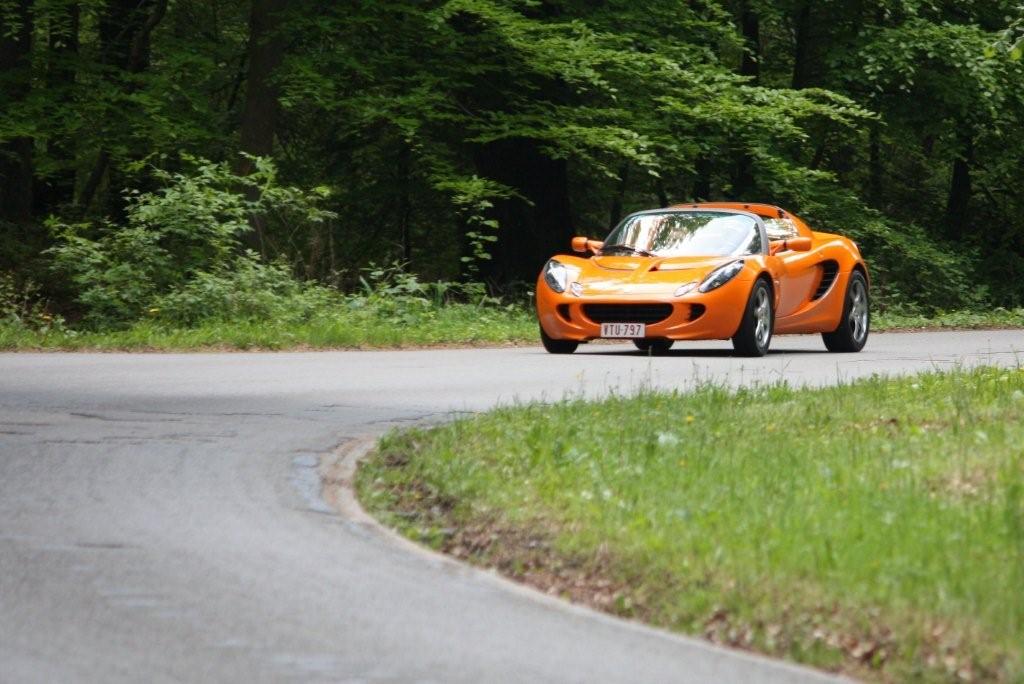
[536,202,867,343]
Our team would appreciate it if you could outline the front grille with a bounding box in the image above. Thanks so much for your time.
[582,303,674,325]
[813,260,840,300]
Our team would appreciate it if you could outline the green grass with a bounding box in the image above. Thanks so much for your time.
[874,307,1024,331]
[0,304,539,350]
[1,306,1021,351]
[358,368,1024,681]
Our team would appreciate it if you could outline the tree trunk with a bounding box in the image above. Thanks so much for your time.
[474,138,574,284]
[791,2,813,89]
[238,0,286,174]
[236,0,287,255]
[731,2,759,199]
[739,2,760,82]
[945,128,973,240]
[397,142,412,263]
[655,181,669,208]
[865,5,886,208]
[608,164,629,228]
[731,155,755,200]
[868,122,883,207]
[78,0,168,209]
[0,0,34,223]
[40,2,81,211]
[98,0,161,70]
[692,156,711,201]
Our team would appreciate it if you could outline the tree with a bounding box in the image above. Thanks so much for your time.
[0,0,33,223]
[79,0,169,209]
[2,0,1024,313]
[235,0,287,255]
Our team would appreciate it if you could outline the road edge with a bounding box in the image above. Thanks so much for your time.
[318,434,848,684]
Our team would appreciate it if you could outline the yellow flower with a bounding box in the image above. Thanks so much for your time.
[685,415,695,423]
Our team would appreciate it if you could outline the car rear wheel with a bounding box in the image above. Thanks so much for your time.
[633,339,674,355]
[540,327,579,354]
[822,270,869,352]
[732,279,773,357]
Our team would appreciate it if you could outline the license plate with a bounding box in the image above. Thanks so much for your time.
[600,322,646,338]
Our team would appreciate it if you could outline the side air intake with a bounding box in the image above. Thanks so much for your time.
[813,261,839,300]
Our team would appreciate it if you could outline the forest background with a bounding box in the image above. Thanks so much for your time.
[2,0,1024,345]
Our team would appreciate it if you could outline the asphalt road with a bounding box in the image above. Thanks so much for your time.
[2,330,1022,683]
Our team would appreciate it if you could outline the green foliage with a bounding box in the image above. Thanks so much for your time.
[4,0,1024,324]
[46,156,334,327]
[0,271,63,332]
[361,367,1024,680]
[151,255,338,327]
[1,302,1020,351]
[874,305,1024,329]
[997,4,1024,59]
[434,175,510,276]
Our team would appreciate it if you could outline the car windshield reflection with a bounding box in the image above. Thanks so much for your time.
[601,211,762,258]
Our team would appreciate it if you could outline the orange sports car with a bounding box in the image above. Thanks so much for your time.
[535,202,869,356]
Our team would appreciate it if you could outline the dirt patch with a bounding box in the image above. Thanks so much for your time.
[443,518,636,613]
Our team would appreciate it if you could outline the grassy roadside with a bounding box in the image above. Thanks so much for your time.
[1,307,1022,351]
[873,307,1024,332]
[357,368,1024,682]
[0,305,539,351]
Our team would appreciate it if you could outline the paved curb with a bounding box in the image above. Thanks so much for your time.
[318,434,849,684]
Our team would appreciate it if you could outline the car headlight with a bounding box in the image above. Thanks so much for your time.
[698,260,745,293]
[544,259,569,293]
[674,281,698,297]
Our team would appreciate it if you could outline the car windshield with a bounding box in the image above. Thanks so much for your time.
[601,211,762,257]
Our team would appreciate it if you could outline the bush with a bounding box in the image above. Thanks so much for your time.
[0,271,64,333]
[754,156,982,313]
[152,254,340,326]
[843,217,983,313]
[47,156,335,328]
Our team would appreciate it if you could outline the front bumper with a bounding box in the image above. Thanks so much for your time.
[536,281,750,342]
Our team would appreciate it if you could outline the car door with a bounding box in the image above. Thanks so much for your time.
[764,219,819,318]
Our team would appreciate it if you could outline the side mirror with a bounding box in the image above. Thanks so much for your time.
[572,237,603,254]
[770,236,812,255]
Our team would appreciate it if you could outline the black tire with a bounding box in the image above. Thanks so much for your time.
[540,327,578,354]
[822,270,869,353]
[731,279,773,357]
[633,339,674,355]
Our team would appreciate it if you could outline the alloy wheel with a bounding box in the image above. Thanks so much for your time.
[849,278,869,344]
[754,287,771,350]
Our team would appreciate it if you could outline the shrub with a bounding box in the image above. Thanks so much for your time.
[152,254,341,326]
[47,156,335,328]
[759,165,982,313]
[0,271,64,332]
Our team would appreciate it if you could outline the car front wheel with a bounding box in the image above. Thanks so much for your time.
[540,327,579,354]
[732,279,773,357]
[822,270,869,352]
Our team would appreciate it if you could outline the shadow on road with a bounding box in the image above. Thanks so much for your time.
[577,347,832,358]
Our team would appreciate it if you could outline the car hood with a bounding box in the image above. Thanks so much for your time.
[574,255,734,296]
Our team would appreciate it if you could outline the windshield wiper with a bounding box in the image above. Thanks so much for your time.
[600,244,654,257]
